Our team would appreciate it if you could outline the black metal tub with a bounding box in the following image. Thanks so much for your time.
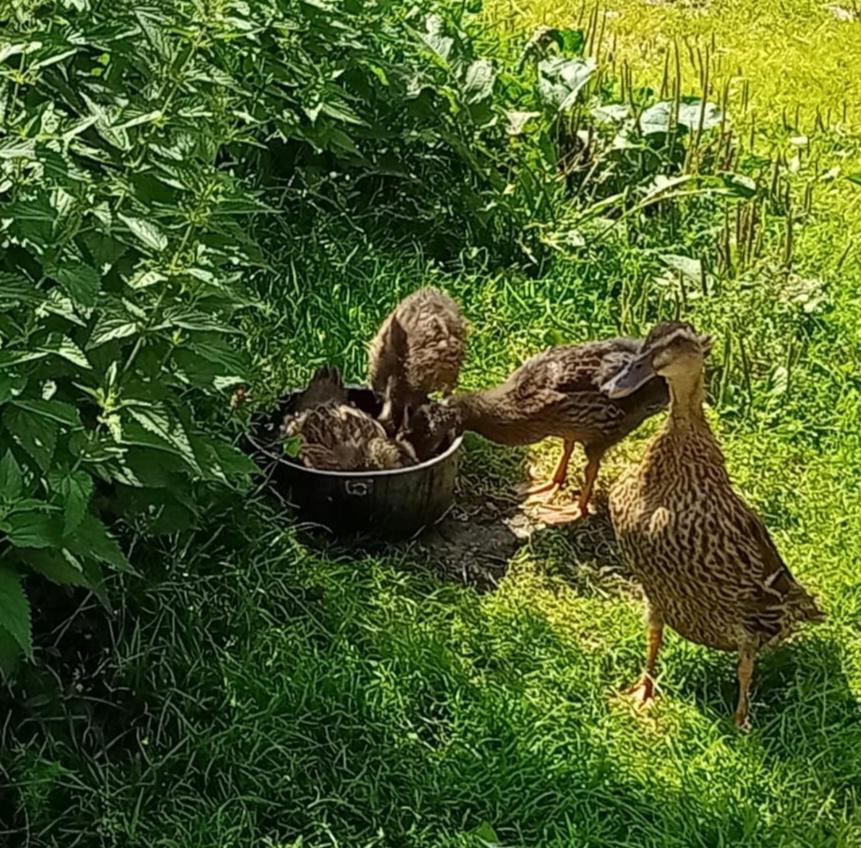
[247,387,462,539]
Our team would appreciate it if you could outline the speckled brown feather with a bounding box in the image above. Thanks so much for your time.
[368,287,467,421]
[609,330,823,653]
[450,339,669,453]
[610,422,823,651]
[284,404,416,471]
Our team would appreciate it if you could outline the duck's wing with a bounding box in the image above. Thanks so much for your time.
[510,340,639,397]
[734,501,824,632]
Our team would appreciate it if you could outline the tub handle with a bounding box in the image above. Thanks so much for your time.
[345,480,372,497]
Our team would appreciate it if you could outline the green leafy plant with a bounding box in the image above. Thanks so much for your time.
[0,2,267,671]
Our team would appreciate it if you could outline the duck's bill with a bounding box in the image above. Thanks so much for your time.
[601,355,656,399]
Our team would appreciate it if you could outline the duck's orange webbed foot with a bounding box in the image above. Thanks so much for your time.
[624,675,657,709]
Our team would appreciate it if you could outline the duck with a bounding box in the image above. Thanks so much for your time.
[445,337,669,518]
[604,320,824,727]
[368,287,467,430]
[283,366,416,471]
[400,400,462,463]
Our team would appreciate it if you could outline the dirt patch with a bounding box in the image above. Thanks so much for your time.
[419,483,536,590]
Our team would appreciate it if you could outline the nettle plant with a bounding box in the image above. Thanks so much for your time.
[0,6,273,671]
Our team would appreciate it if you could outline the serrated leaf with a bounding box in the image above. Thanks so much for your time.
[87,313,139,349]
[128,268,166,290]
[0,272,44,308]
[1,195,57,223]
[49,470,93,535]
[0,566,31,657]
[0,350,49,368]
[67,514,130,572]
[2,511,64,548]
[127,406,201,474]
[41,335,91,368]
[210,438,259,484]
[49,260,101,308]
[23,549,89,588]
[12,399,80,428]
[0,451,24,497]
[2,405,57,471]
[119,214,168,253]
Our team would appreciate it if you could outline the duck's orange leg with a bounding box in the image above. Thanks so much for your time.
[625,609,664,708]
[533,446,604,523]
[517,438,575,502]
[734,644,756,730]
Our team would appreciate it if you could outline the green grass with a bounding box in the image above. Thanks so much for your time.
[5,239,861,845]
[4,2,861,846]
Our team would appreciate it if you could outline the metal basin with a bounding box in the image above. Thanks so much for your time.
[247,387,462,539]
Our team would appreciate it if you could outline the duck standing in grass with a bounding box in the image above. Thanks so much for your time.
[445,337,669,518]
[283,366,416,471]
[603,321,824,727]
[368,287,467,431]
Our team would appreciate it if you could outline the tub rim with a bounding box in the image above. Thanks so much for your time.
[247,385,464,479]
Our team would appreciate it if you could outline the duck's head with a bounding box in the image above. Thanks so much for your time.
[602,321,712,398]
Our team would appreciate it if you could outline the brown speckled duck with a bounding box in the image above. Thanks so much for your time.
[604,321,824,727]
[446,338,669,518]
[368,287,467,429]
[283,366,416,471]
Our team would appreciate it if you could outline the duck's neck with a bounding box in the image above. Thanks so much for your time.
[451,387,532,445]
[666,371,707,432]
[453,389,504,431]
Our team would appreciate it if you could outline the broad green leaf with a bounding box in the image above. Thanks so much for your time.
[0,373,26,404]
[12,398,81,428]
[2,405,57,471]
[24,549,89,588]
[67,514,131,572]
[421,15,454,61]
[592,103,630,123]
[2,511,64,548]
[660,253,703,283]
[49,260,101,308]
[846,173,861,186]
[0,272,44,308]
[41,335,91,369]
[537,57,596,111]
[506,110,540,136]
[119,213,168,253]
[463,60,495,104]
[0,566,33,657]
[49,470,93,535]
[677,100,724,131]
[0,451,24,497]
[639,101,675,135]
[127,406,201,473]
[87,313,139,349]
[553,27,585,54]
